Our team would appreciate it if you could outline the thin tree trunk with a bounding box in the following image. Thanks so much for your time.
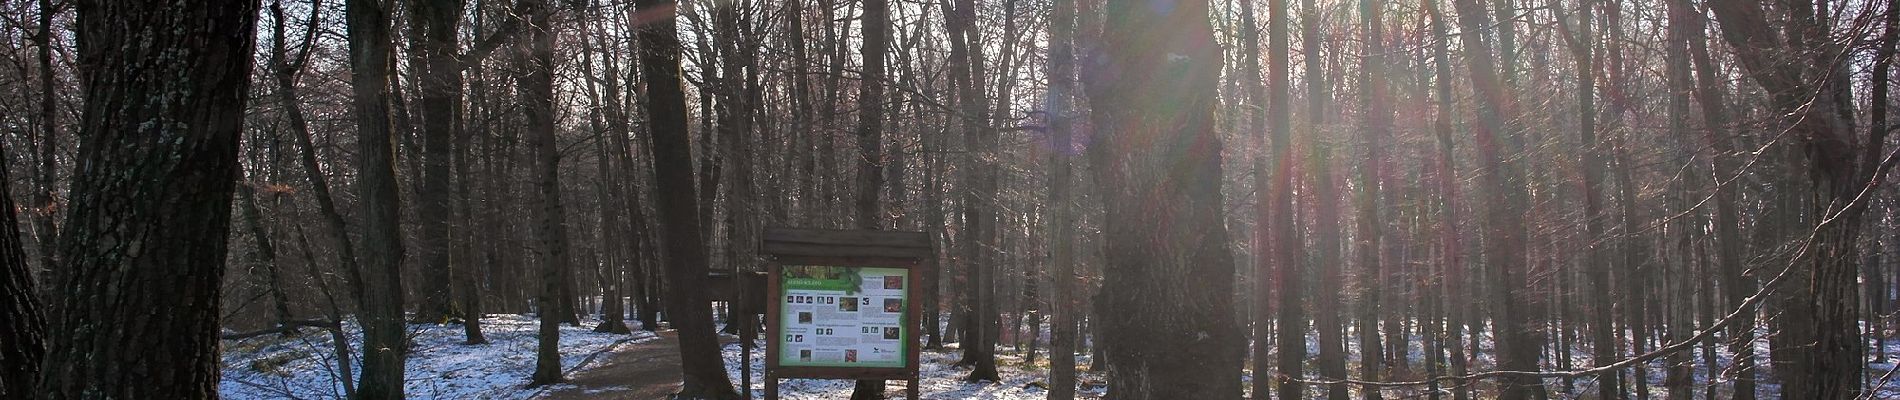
[30,0,59,282]
[238,164,295,326]
[580,16,631,335]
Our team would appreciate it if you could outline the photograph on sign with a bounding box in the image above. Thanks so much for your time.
[777,265,909,369]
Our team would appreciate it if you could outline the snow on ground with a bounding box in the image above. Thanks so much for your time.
[1256,322,1900,399]
[723,341,1107,399]
[219,315,654,399]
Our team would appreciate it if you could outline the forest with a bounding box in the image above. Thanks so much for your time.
[1,0,1898,398]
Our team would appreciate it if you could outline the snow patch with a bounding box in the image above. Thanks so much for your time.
[219,315,653,399]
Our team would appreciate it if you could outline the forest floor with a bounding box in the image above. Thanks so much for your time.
[716,341,1106,399]
[218,315,653,399]
[216,315,1900,399]
[536,332,1103,399]
[535,330,692,399]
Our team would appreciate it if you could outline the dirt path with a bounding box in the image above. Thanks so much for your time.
[536,330,688,399]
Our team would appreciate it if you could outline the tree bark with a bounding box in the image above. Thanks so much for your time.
[850,0,892,396]
[1355,0,1389,395]
[1308,0,1346,397]
[1709,1,1872,397]
[1550,0,1618,396]
[409,0,467,325]
[580,13,631,335]
[36,0,257,397]
[0,117,46,400]
[1445,0,1540,397]
[1082,0,1245,397]
[344,0,410,397]
[30,0,60,282]
[638,0,743,395]
[1045,0,1078,394]
[522,0,571,386]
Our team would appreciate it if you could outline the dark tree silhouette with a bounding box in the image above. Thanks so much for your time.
[35,0,258,397]
[1083,0,1245,397]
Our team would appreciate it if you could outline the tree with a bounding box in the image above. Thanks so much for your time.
[1044,0,1080,393]
[946,0,1001,381]
[1548,0,1617,397]
[638,0,743,394]
[578,6,631,335]
[1082,0,1245,397]
[1672,0,1746,396]
[852,0,891,396]
[1421,1,1467,398]
[344,0,410,397]
[34,0,258,397]
[1446,0,1540,397]
[1709,1,1888,397]
[1307,0,1347,396]
[522,0,571,387]
[1354,0,1390,394]
[1,133,45,399]
[409,0,466,326]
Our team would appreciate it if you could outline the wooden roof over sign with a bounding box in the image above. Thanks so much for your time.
[760,227,933,259]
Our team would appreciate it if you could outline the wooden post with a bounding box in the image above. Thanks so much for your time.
[765,262,783,400]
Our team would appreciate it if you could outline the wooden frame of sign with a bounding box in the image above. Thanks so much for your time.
[761,227,932,400]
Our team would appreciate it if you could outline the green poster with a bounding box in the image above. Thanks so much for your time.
[778,266,908,368]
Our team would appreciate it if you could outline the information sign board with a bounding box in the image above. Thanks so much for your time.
[776,266,909,369]
[759,227,931,400]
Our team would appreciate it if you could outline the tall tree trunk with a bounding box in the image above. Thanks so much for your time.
[637,0,743,394]
[1710,1,1874,397]
[346,0,411,397]
[276,0,370,351]
[1045,0,1078,393]
[36,0,257,397]
[410,0,467,325]
[945,0,1000,380]
[597,7,660,331]
[1550,0,1618,396]
[238,164,294,326]
[851,0,891,396]
[581,13,632,335]
[1236,0,1277,396]
[1661,3,1697,396]
[30,0,60,281]
[1308,0,1346,397]
[345,0,411,397]
[1421,2,1467,398]
[1082,0,1245,397]
[1446,0,1539,397]
[523,0,571,386]
[1355,0,1389,395]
